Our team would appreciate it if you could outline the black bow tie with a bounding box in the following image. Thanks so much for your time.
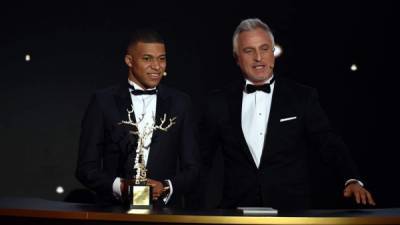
[245,77,275,94]
[128,83,158,95]
[131,89,157,95]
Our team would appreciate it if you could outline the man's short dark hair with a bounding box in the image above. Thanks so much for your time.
[127,28,164,51]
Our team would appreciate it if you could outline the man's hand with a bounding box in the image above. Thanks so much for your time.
[120,178,129,202]
[343,182,376,206]
[147,178,166,200]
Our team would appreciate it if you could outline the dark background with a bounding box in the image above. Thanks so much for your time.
[0,0,398,208]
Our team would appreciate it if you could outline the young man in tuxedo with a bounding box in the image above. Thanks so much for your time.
[76,29,200,208]
[200,18,375,210]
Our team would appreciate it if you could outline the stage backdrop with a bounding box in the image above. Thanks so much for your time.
[0,0,398,208]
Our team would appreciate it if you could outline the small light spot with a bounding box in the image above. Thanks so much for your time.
[350,64,358,71]
[274,44,283,57]
[25,54,31,62]
[56,186,64,194]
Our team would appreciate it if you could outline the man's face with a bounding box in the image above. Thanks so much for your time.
[235,28,275,85]
[125,42,166,89]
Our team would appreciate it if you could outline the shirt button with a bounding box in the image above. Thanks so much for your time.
[258,113,262,116]
[259,132,263,135]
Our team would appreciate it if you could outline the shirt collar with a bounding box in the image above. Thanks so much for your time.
[128,79,157,91]
[245,74,275,85]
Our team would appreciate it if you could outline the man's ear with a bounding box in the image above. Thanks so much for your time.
[233,53,239,65]
[125,54,133,67]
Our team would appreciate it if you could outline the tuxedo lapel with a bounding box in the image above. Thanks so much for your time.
[146,85,172,171]
[114,83,137,155]
[227,81,258,169]
[115,83,137,127]
[259,77,289,168]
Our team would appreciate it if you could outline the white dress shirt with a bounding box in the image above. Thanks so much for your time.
[129,80,157,165]
[241,76,275,168]
[112,79,172,203]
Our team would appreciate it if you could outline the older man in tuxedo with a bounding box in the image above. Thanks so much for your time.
[200,18,375,210]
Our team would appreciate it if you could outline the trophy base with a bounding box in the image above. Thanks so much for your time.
[128,184,153,209]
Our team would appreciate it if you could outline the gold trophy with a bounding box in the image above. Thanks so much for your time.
[119,105,176,209]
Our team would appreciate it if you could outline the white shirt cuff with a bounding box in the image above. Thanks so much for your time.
[163,179,173,204]
[112,177,122,199]
[345,178,364,187]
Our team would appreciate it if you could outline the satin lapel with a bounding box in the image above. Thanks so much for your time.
[259,77,286,169]
[115,83,134,123]
[146,85,172,172]
[114,83,137,153]
[227,81,258,169]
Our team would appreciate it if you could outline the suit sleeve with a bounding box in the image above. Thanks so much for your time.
[198,93,222,171]
[169,96,201,195]
[75,94,115,198]
[304,88,360,181]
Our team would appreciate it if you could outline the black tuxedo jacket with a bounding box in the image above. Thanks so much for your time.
[76,83,200,207]
[201,76,359,210]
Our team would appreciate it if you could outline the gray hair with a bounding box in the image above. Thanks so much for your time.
[232,18,275,55]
